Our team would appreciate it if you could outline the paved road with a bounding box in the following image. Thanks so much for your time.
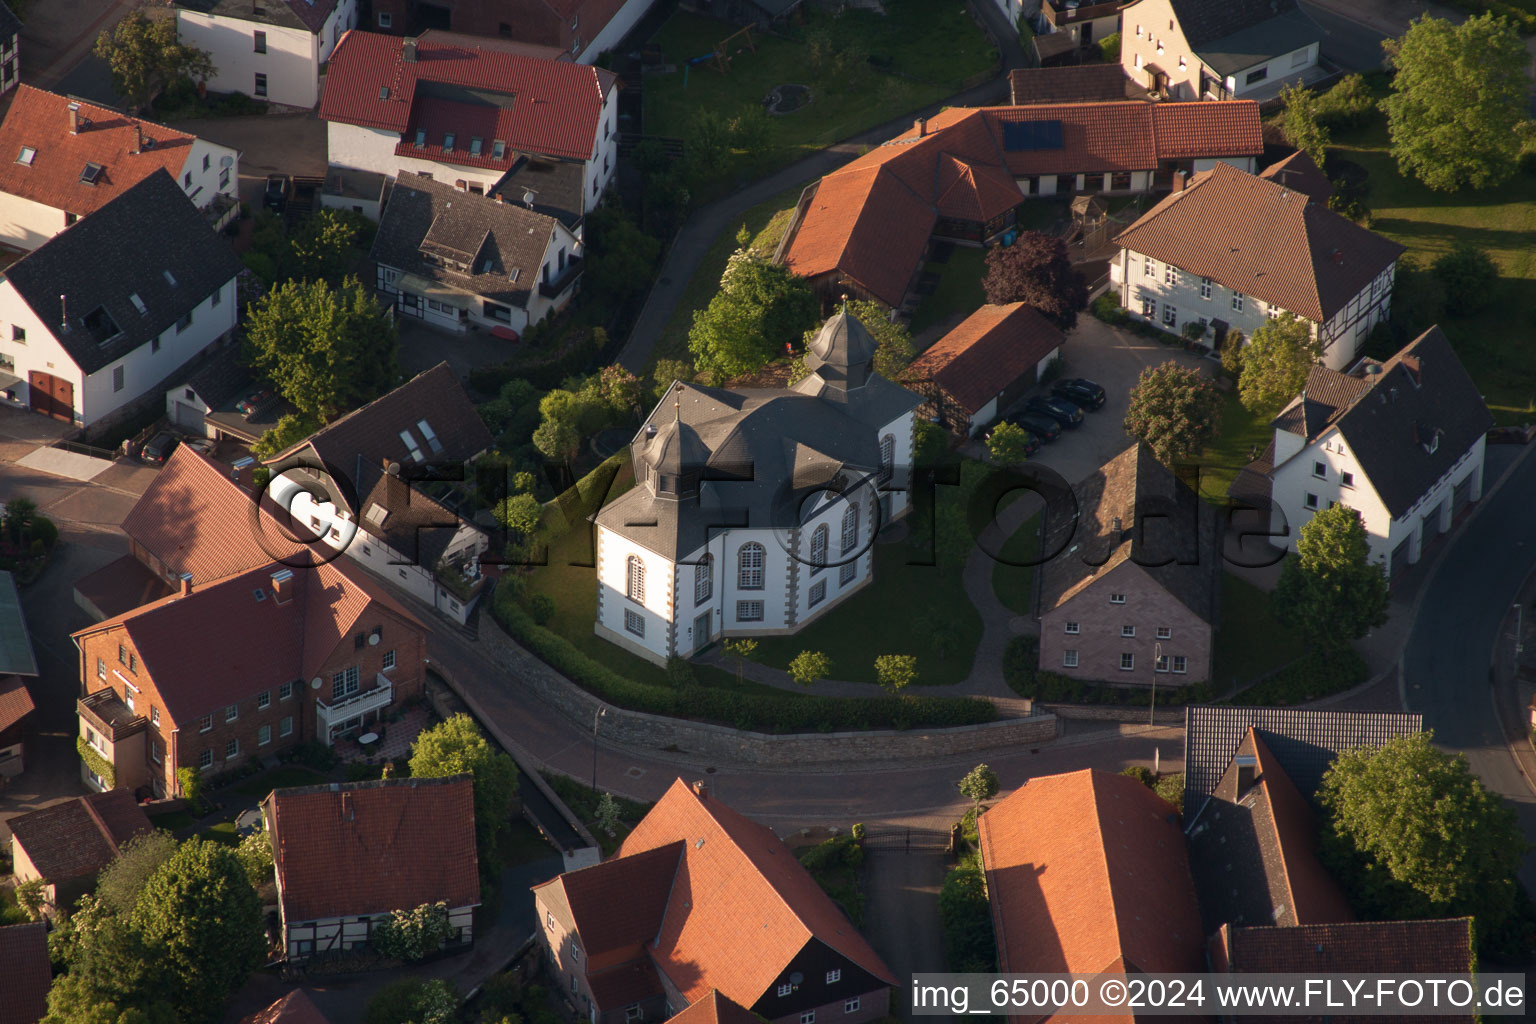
[1298,0,1389,72]
[1403,444,1536,891]
[614,0,1027,372]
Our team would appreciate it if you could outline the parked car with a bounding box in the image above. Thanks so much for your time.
[1025,395,1085,428]
[186,438,216,456]
[1051,377,1107,410]
[140,432,178,465]
[264,175,290,213]
[1006,411,1061,442]
[237,389,273,416]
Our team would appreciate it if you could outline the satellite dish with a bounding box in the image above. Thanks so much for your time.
[368,633,380,646]
[220,155,234,168]
[789,973,804,986]
[387,461,401,476]
[310,676,323,690]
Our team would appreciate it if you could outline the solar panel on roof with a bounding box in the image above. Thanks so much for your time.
[1002,119,1064,152]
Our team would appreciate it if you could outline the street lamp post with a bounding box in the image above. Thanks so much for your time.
[1149,642,1162,727]
[591,706,607,792]
[1516,603,1525,658]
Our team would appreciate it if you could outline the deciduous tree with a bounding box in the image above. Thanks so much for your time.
[1238,313,1321,415]
[584,204,662,305]
[957,763,999,810]
[981,232,1087,329]
[723,638,758,686]
[44,896,174,1024]
[532,416,580,469]
[1319,732,1527,931]
[93,8,214,112]
[800,298,915,381]
[788,650,833,687]
[986,421,1034,464]
[364,978,459,1024]
[1271,504,1389,648]
[1122,362,1222,465]
[1433,243,1499,316]
[287,209,370,284]
[1381,13,1530,191]
[689,251,818,382]
[409,715,519,863]
[244,277,398,424]
[494,493,543,537]
[874,654,918,694]
[1279,83,1330,167]
[95,831,178,917]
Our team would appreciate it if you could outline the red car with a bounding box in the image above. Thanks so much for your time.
[237,389,273,417]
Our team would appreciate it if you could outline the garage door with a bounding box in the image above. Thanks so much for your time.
[173,400,205,433]
[1421,502,1444,544]
[1389,537,1412,579]
[1452,475,1473,518]
[27,371,72,423]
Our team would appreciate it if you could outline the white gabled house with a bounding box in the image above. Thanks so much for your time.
[1119,0,1321,100]
[1112,160,1405,371]
[593,310,920,665]
[0,170,242,431]
[176,0,360,109]
[1233,327,1492,580]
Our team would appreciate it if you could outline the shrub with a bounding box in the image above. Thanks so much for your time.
[1155,772,1185,813]
[666,655,696,688]
[1096,31,1121,62]
[373,901,453,962]
[1434,243,1499,316]
[1120,765,1156,787]
[939,856,997,972]
[240,250,276,284]
[1093,289,1130,324]
[1233,649,1368,705]
[1002,635,1213,705]
[492,588,996,733]
[1315,73,1378,131]
[528,593,556,625]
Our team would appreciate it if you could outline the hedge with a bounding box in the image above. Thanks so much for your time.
[1003,635,1214,706]
[1232,648,1368,706]
[939,855,997,973]
[493,590,997,733]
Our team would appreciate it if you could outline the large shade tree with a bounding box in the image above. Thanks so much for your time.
[689,250,818,382]
[93,8,214,112]
[1271,504,1389,649]
[1122,361,1223,465]
[1237,313,1321,415]
[981,231,1087,330]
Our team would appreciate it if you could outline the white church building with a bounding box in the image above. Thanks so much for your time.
[593,310,922,664]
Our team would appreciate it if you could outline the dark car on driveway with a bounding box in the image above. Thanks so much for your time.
[1025,395,1085,428]
[141,432,178,465]
[1051,377,1107,410]
[1006,411,1061,442]
[264,175,290,213]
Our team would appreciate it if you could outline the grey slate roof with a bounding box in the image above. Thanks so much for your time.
[4,168,242,376]
[1167,0,1309,48]
[1194,6,1321,76]
[0,1,20,41]
[494,156,585,228]
[370,172,564,309]
[176,0,339,33]
[1039,443,1223,624]
[1183,704,1423,825]
[1269,327,1493,519]
[353,461,471,569]
[180,344,253,410]
[596,377,917,561]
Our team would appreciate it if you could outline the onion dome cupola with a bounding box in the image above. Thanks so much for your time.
[804,302,878,391]
[638,399,708,500]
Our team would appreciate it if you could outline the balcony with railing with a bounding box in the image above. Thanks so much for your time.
[78,689,146,742]
[1044,0,1125,27]
[316,673,394,745]
[539,256,584,299]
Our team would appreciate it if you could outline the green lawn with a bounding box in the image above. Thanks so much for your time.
[1192,388,1273,503]
[909,245,988,338]
[650,180,810,370]
[991,512,1040,617]
[1331,117,1536,423]
[203,821,240,847]
[1210,573,1307,694]
[643,3,994,184]
[231,764,327,798]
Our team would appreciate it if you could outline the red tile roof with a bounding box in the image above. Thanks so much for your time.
[120,445,324,584]
[0,85,198,220]
[670,991,764,1024]
[73,557,421,726]
[0,674,35,733]
[908,302,1064,413]
[264,776,479,923]
[782,101,1260,308]
[1114,162,1404,323]
[611,779,898,1008]
[241,990,331,1024]
[0,922,49,1024]
[978,769,1203,1004]
[539,842,681,965]
[7,789,153,883]
[319,29,616,162]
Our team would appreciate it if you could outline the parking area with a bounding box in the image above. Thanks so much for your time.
[970,315,1214,487]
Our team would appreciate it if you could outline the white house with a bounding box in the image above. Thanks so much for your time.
[263,776,480,962]
[593,310,921,665]
[319,29,619,215]
[0,170,242,430]
[265,363,495,624]
[1241,327,1492,580]
[1119,0,1321,100]
[369,173,582,336]
[0,85,241,251]
[176,0,360,109]
[1112,161,1405,371]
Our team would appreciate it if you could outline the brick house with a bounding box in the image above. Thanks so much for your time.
[533,779,897,1024]
[1037,443,1222,684]
[907,302,1064,436]
[263,776,479,961]
[7,789,153,911]
[71,558,427,799]
[977,769,1203,1024]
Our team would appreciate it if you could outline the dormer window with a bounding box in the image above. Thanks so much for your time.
[443,132,456,152]
[16,146,34,165]
[414,129,426,148]
[469,137,483,156]
[80,162,104,185]
[492,140,506,160]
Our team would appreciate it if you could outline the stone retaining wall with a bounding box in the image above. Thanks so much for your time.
[479,617,1061,766]
[1042,702,1185,725]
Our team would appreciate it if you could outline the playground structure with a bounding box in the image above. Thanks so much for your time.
[685,24,757,77]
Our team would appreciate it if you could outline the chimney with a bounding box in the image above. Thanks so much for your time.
[179,573,193,597]
[403,37,418,62]
[493,192,504,204]
[692,780,708,799]
[67,101,80,134]
[133,123,143,155]
[1173,169,1189,192]
[914,116,926,137]
[1234,753,1257,793]
[270,567,294,604]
